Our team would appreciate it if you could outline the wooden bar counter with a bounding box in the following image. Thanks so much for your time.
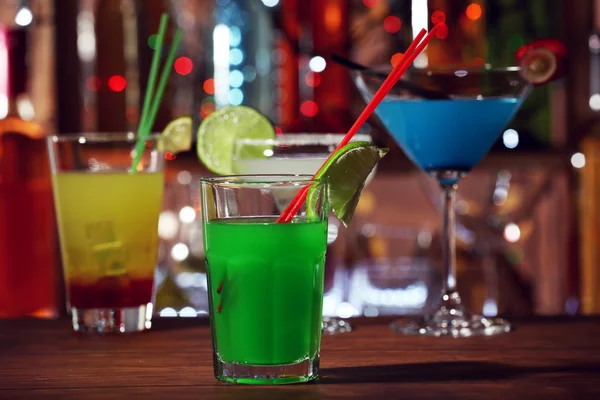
[1,317,599,399]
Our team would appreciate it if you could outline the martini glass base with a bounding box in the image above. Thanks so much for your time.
[391,291,511,337]
[322,317,352,335]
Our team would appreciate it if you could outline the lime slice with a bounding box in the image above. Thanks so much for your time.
[196,106,275,175]
[158,116,192,153]
[307,141,388,227]
[518,47,558,85]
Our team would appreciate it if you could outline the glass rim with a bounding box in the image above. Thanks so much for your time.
[361,65,522,75]
[200,174,324,186]
[47,132,162,143]
[235,133,372,146]
[354,65,531,101]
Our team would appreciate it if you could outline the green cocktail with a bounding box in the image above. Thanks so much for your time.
[197,107,387,384]
[201,175,328,384]
[205,217,327,365]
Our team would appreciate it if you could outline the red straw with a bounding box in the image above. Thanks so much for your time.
[277,26,439,223]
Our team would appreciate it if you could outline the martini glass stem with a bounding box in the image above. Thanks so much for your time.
[435,170,466,313]
[441,183,458,296]
[390,171,513,336]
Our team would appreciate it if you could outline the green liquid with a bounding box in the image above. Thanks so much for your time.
[205,217,327,365]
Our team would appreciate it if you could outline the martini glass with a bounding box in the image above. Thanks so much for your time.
[233,133,373,335]
[354,67,531,337]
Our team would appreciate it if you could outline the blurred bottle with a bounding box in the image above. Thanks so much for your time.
[0,2,58,318]
[579,1,600,315]
[580,129,600,315]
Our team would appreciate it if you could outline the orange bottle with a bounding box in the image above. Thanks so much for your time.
[0,26,58,318]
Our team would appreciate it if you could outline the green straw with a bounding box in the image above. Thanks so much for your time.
[140,29,182,137]
[139,14,168,137]
[130,14,182,173]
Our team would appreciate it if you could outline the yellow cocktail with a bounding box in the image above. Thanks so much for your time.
[48,133,165,333]
[53,172,163,308]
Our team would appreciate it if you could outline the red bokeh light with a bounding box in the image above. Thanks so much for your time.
[165,152,176,161]
[275,126,283,135]
[86,76,101,92]
[472,57,486,67]
[390,52,404,67]
[435,23,449,39]
[174,56,193,76]
[300,100,319,117]
[108,75,127,92]
[431,10,446,25]
[325,2,342,33]
[126,106,138,123]
[383,16,402,34]
[466,3,482,21]
[305,72,321,87]
[203,79,215,95]
[362,0,380,8]
[200,102,216,118]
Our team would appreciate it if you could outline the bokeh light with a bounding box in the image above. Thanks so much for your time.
[507,33,525,53]
[228,88,244,105]
[435,23,449,39]
[229,26,242,47]
[126,106,138,123]
[472,57,486,67]
[242,65,257,82]
[147,34,158,49]
[309,56,326,73]
[200,101,216,118]
[229,70,244,88]
[502,129,519,149]
[229,48,244,65]
[503,223,521,243]
[174,57,193,76]
[325,2,342,33]
[203,79,215,95]
[108,75,127,92]
[390,52,404,67]
[590,94,600,111]
[300,100,319,117]
[86,76,101,92]
[571,152,586,169]
[431,10,446,25]
[383,16,402,34]
[15,7,33,27]
[466,3,482,21]
[305,72,321,88]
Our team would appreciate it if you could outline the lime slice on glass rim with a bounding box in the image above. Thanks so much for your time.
[196,106,275,175]
[158,116,192,153]
[517,47,558,85]
[307,141,388,227]
[515,39,566,86]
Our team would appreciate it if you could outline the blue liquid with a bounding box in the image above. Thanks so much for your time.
[375,98,523,173]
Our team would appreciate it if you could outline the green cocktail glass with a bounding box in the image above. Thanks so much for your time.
[200,175,328,384]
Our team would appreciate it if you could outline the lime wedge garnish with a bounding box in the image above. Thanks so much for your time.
[158,116,192,153]
[518,47,558,85]
[308,141,388,227]
[196,106,275,175]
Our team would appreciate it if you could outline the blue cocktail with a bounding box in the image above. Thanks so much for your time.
[355,67,531,337]
[375,98,523,175]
